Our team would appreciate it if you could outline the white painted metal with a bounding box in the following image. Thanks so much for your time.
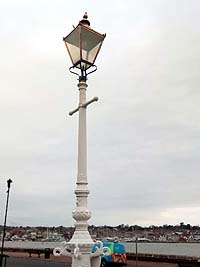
[54,80,108,267]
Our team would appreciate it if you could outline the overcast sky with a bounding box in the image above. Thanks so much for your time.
[0,0,200,227]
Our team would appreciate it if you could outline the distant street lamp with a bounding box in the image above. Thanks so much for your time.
[0,179,12,267]
[54,13,109,267]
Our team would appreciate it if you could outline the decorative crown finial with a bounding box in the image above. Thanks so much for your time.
[83,12,88,19]
[80,12,90,27]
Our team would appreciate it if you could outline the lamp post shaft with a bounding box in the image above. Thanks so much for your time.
[69,80,93,267]
[78,80,87,183]
[53,79,105,267]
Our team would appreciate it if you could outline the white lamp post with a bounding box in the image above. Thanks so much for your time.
[54,13,109,267]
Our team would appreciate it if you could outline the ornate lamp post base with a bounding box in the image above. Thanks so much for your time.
[54,239,110,267]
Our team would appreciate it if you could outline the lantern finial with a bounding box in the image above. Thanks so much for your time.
[80,12,90,27]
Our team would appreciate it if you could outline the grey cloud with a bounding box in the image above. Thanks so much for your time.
[0,0,200,227]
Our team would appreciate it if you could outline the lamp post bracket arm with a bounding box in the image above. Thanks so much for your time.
[69,106,79,116]
[81,97,99,108]
[69,97,99,116]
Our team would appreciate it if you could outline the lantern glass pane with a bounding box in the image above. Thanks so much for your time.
[64,27,80,65]
[64,25,104,70]
[81,27,104,66]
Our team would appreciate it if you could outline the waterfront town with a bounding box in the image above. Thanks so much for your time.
[1,223,200,243]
